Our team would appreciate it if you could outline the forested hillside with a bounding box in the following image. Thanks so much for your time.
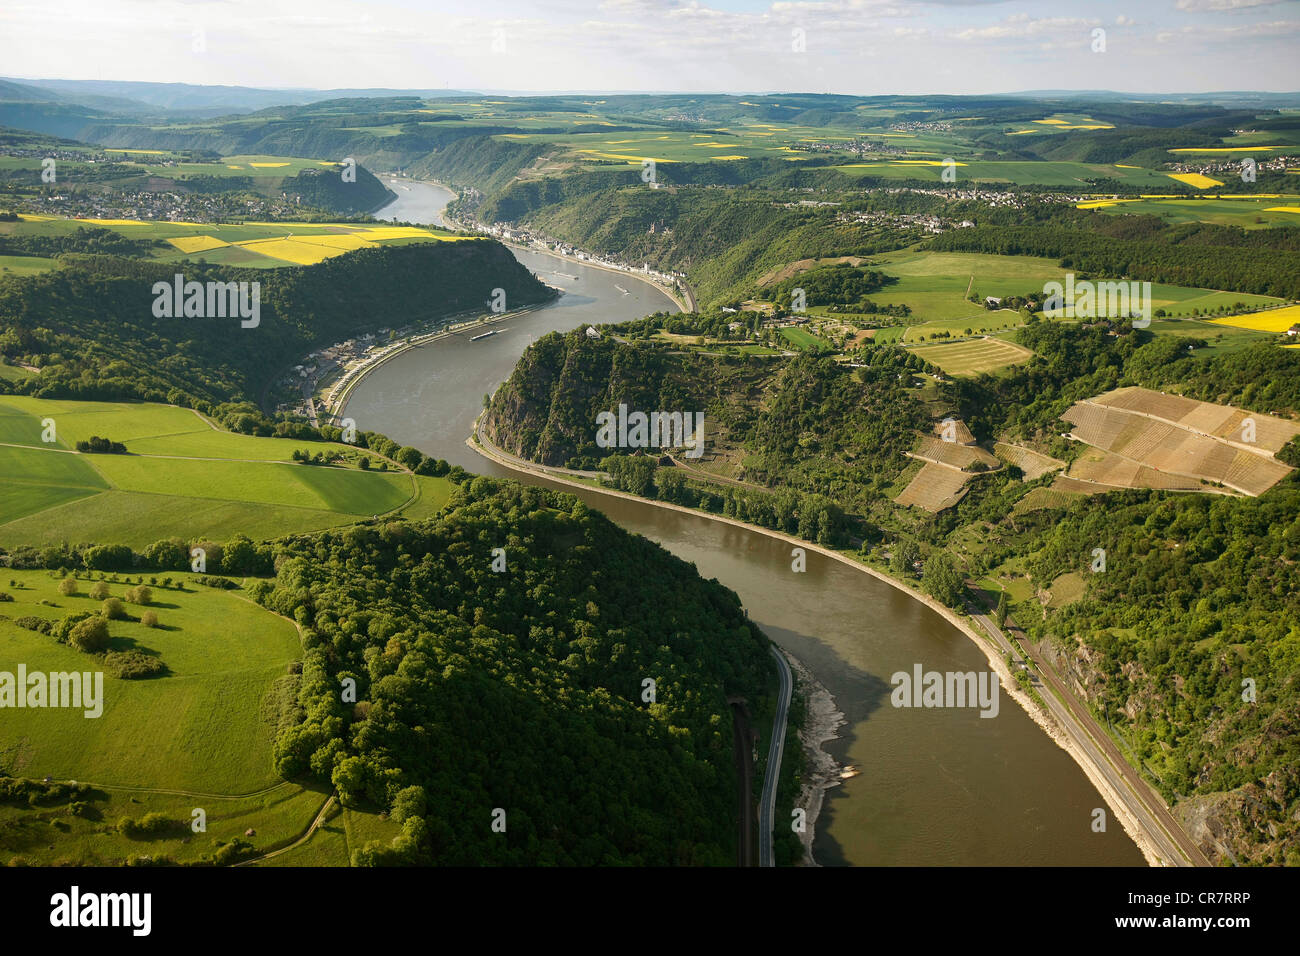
[0,240,553,410]
[512,188,921,306]
[488,322,1300,864]
[253,478,774,864]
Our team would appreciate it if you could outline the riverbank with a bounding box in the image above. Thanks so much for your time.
[467,419,1165,867]
[502,240,693,314]
[326,304,547,422]
[784,651,845,867]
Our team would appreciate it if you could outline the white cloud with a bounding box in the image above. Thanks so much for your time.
[1175,0,1289,10]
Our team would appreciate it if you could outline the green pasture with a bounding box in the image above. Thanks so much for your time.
[0,568,299,793]
[0,362,36,384]
[779,326,832,350]
[1146,318,1276,353]
[1148,285,1282,317]
[0,781,330,866]
[0,398,453,547]
[259,802,351,866]
[1090,196,1300,229]
[0,254,57,276]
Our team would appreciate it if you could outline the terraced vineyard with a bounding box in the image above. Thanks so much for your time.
[1059,387,1300,497]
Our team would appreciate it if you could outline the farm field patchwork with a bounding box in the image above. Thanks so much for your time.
[1085,195,1300,228]
[2,215,471,267]
[1208,304,1300,334]
[831,160,1176,187]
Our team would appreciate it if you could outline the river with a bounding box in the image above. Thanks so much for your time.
[344,181,1144,866]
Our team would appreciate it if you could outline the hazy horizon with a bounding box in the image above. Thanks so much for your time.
[4,0,1297,97]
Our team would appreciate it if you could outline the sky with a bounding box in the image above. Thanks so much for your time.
[3,0,1298,95]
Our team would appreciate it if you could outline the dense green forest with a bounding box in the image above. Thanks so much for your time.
[757,262,892,310]
[488,320,1300,865]
[0,240,554,412]
[281,164,391,214]
[252,478,773,864]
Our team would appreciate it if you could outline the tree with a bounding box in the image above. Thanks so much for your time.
[58,578,78,597]
[996,589,1008,628]
[922,552,964,608]
[69,616,110,653]
[891,539,921,575]
[141,610,159,628]
[125,585,153,606]
[90,581,110,601]
[102,597,127,620]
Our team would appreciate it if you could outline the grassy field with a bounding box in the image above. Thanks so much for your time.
[0,568,299,791]
[909,337,1033,376]
[0,781,331,866]
[778,325,832,350]
[0,398,453,547]
[0,362,36,384]
[258,801,352,866]
[1,152,341,182]
[1087,195,1300,228]
[822,250,1291,346]
[0,254,57,276]
[1148,317,1277,352]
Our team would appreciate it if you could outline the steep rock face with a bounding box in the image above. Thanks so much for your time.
[483,333,571,461]
[485,331,703,467]
[1040,631,1300,867]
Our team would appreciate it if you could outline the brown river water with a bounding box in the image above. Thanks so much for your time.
[342,180,1144,866]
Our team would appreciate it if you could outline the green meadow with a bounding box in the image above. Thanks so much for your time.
[0,569,299,792]
[0,398,453,547]
[0,568,428,867]
[0,254,57,276]
[834,250,1288,345]
[779,326,832,350]
[0,781,331,867]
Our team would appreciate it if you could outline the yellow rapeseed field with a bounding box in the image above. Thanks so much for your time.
[1166,172,1224,189]
[1170,146,1283,153]
[1210,305,1300,334]
[166,235,230,254]
[286,234,377,251]
[236,238,348,264]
